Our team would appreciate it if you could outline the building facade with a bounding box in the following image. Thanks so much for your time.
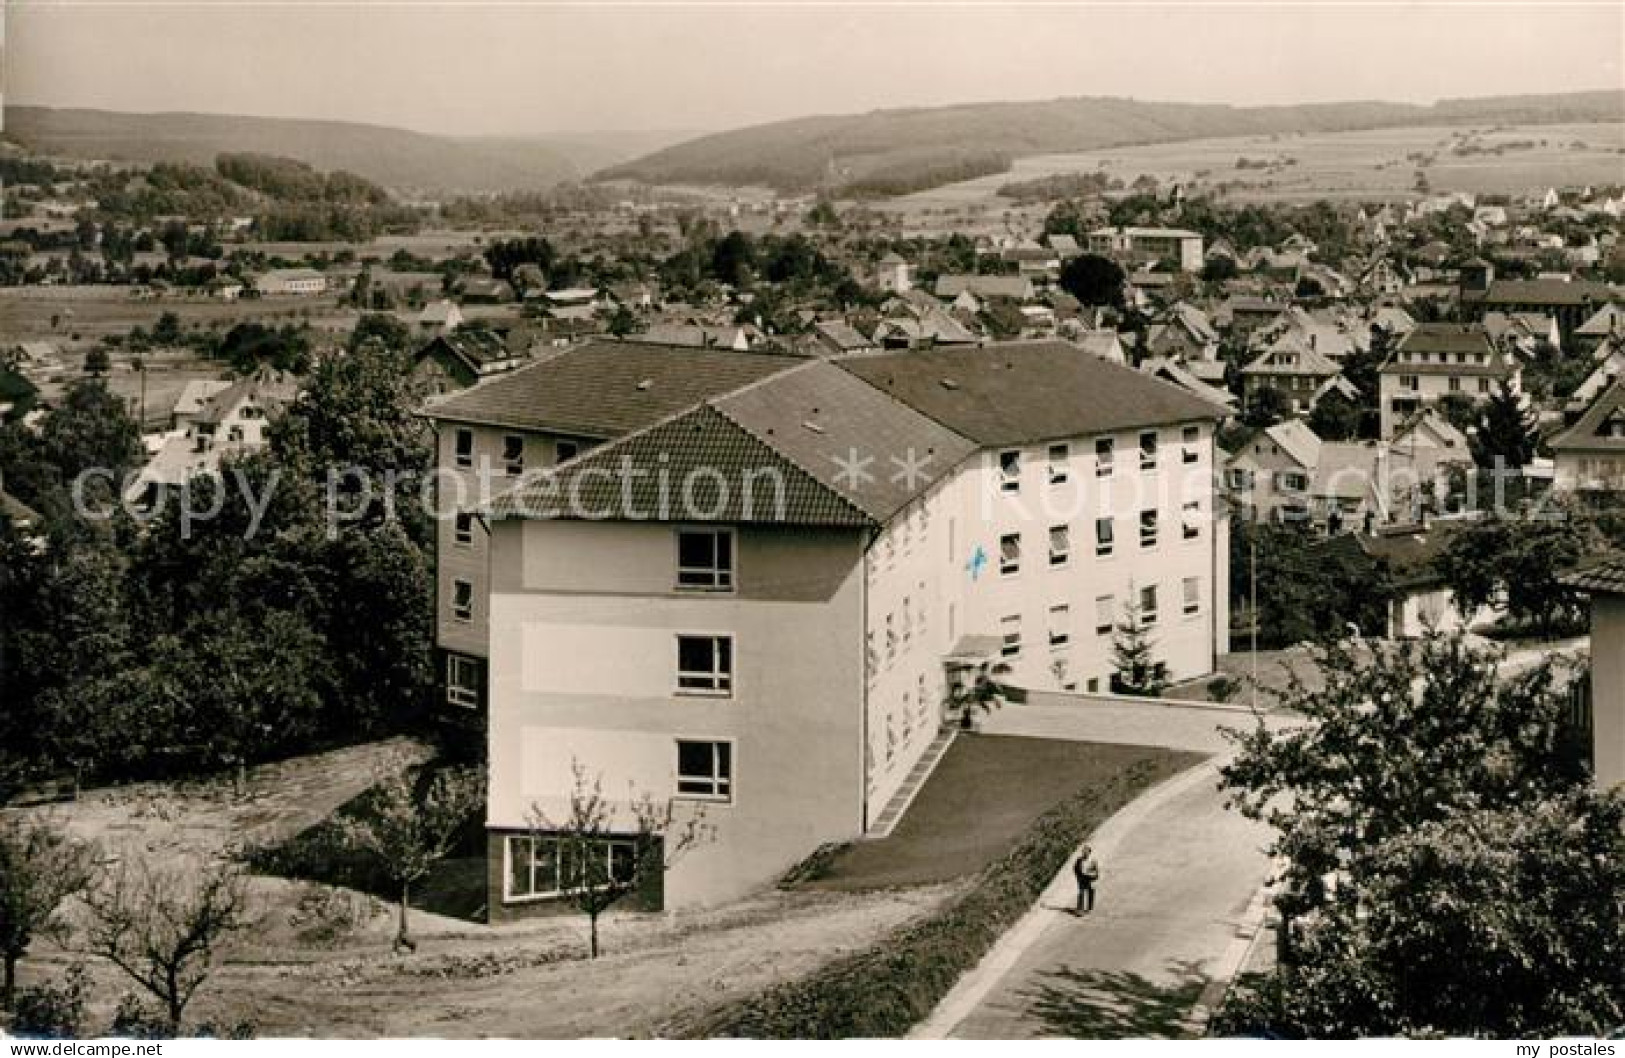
[435,340,1230,914]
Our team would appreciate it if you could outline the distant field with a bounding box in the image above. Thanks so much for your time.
[0,286,361,345]
[885,121,1625,221]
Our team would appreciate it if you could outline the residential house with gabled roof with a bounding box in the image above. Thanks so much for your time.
[1378,323,1519,439]
[1574,301,1625,353]
[1224,420,1395,531]
[1314,521,1488,639]
[1141,356,1236,415]
[932,274,1034,302]
[1144,302,1220,361]
[1565,337,1625,415]
[810,319,877,357]
[413,330,535,398]
[1239,336,1342,415]
[444,339,1228,912]
[1460,277,1621,344]
[125,367,299,507]
[1483,311,1561,357]
[1551,379,1625,493]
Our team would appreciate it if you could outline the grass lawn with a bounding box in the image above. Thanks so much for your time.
[802,736,1203,891]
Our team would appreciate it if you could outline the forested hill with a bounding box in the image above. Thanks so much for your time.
[596,91,1625,195]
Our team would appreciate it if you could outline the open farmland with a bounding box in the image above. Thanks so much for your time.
[885,121,1625,222]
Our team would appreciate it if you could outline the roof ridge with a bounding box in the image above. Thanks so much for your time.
[707,388,878,527]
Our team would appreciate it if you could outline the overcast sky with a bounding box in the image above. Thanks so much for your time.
[6,1,1622,137]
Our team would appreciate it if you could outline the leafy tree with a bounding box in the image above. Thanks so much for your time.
[82,346,111,376]
[1200,254,1238,283]
[1471,379,1536,470]
[151,311,184,347]
[1434,508,1596,637]
[323,523,434,732]
[1231,521,1389,648]
[0,816,95,1008]
[34,378,143,495]
[1306,389,1360,441]
[335,764,484,953]
[346,312,412,355]
[1217,633,1615,1037]
[1109,592,1167,694]
[1434,391,1481,434]
[83,861,251,1034]
[1242,384,1291,428]
[1058,253,1126,308]
[530,762,713,959]
[215,321,310,376]
[947,658,1011,730]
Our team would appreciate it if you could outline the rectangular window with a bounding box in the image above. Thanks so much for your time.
[1140,509,1159,548]
[1095,517,1115,557]
[999,450,1021,492]
[454,427,474,469]
[1448,376,1462,393]
[1095,594,1115,636]
[556,439,580,463]
[1477,378,1491,394]
[454,512,474,548]
[1226,468,1253,490]
[1000,532,1021,576]
[1049,604,1071,648]
[1400,374,1419,391]
[676,528,735,591]
[504,835,637,902]
[1140,431,1159,470]
[451,578,473,622]
[1181,425,1200,464]
[676,739,733,801]
[1183,576,1201,615]
[1086,677,1100,693]
[1048,443,1070,484]
[1049,524,1071,567]
[503,434,525,476]
[676,635,733,695]
[1000,614,1022,657]
[1140,584,1159,625]
[1183,501,1201,540]
[1096,437,1115,477]
[446,654,481,709]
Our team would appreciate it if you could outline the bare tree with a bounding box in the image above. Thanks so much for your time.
[528,762,714,959]
[0,815,95,1009]
[82,860,250,1033]
[334,764,483,954]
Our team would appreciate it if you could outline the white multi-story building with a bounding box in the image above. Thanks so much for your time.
[1085,227,1205,273]
[431,339,1229,915]
[1377,323,1519,439]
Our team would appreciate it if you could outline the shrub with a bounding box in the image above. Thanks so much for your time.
[690,757,1191,1038]
[11,964,89,1039]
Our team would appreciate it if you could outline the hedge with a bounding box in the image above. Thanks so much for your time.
[687,752,1201,1038]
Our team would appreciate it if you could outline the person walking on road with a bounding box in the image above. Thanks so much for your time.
[1073,846,1101,913]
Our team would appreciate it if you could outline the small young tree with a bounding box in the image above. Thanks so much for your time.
[0,816,95,1008]
[529,762,714,959]
[1110,592,1167,694]
[334,763,483,954]
[82,860,250,1033]
[946,658,1011,730]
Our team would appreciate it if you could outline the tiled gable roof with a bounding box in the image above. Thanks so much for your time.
[1560,556,1625,595]
[423,340,803,437]
[837,340,1221,446]
[488,405,871,527]
[715,361,977,523]
[1551,379,1625,452]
